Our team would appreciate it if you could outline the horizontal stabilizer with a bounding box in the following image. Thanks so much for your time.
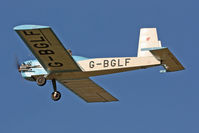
[150,47,184,72]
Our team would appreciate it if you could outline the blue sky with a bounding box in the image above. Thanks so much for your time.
[0,0,198,132]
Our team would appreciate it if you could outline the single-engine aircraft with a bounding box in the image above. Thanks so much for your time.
[14,25,184,102]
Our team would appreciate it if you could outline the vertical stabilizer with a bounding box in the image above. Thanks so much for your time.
[137,28,162,57]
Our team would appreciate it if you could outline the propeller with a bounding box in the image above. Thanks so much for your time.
[14,55,26,83]
[15,56,21,72]
[14,54,40,73]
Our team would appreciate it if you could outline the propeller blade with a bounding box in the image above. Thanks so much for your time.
[15,56,21,72]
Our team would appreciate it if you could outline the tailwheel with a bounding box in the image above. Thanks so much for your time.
[36,76,46,86]
[51,91,61,101]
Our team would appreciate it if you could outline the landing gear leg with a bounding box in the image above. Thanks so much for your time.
[51,79,61,101]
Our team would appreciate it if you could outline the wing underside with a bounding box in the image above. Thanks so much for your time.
[14,25,81,73]
[59,78,118,103]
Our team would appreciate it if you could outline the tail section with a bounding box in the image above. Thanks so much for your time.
[137,28,184,72]
[150,47,185,72]
[137,28,162,57]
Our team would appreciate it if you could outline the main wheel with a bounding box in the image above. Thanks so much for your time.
[51,91,61,101]
[36,76,46,86]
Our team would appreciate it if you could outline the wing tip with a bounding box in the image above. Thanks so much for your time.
[14,24,50,30]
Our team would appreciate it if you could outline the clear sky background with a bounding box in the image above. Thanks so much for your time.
[0,0,198,133]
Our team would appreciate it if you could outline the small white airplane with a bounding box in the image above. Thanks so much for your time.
[14,25,184,102]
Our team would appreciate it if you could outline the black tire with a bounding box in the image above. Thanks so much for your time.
[36,76,46,86]
[51,91,61,101]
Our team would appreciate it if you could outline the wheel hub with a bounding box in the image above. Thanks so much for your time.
[52,91,61,101]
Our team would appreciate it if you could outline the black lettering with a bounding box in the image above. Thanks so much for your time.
[104,60,109,67]
[39,50,54,55]
[96,63,102,65]
[30,36,45,42]
[48,62,63,67]
[23,31,40,35]
[48,56,53,61]
[111,59,116,67]
[34,43,49,48]
[89,61,95,68]
[125,58,131,66]
[118,59,123,67]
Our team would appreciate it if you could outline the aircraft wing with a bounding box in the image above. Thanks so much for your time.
[58,78,118,102]
[14,25,81,73]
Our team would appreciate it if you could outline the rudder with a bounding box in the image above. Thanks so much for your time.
[137,28,162,57]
